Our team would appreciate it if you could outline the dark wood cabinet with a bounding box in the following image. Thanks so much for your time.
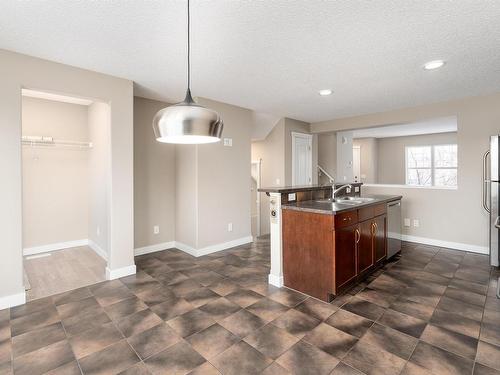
[334,224,358,290]
[357,219,374,274]
[374,214,387,263]
[282,209,334,301]
[282,203,388,302]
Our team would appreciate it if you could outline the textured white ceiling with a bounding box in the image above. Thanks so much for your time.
[2,1,500,123]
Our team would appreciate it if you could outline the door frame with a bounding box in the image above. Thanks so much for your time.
[352,145,361,182]
[291,132,313,186]
[251,159,262,237]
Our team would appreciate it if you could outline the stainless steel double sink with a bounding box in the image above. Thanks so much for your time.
[315,196,375,206]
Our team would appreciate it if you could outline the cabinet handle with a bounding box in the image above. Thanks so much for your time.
[355,228,360,244]
[371,222,376,236]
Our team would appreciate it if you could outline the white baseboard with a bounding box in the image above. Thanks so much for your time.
[88,240,108,261]
[137,236,254,258]
[268,274,284,288]
[106,265,136,280]
[174,242,198,257]
[134,241,175,256]
[196,236,254,257]
[402,234,488,255]
[23,239,89,256]
[0,291,26,310]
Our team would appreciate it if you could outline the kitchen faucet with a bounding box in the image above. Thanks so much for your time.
[333,184,353,199]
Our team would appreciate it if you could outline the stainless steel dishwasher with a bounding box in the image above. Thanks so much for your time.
[387,199,402,259]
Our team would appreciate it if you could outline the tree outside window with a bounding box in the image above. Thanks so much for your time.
[406,144,457,187]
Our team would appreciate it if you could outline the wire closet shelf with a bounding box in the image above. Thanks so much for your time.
[22,136,92,149]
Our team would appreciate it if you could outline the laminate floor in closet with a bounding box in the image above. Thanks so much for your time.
[24,246,106,301]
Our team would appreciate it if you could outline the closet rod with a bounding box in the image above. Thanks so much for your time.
[21,136,93,149]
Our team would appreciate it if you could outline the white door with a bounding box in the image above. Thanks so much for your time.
[292,132,313,185]
[353,145,361,182]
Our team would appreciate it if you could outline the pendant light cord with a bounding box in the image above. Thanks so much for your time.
[187,0,190,91]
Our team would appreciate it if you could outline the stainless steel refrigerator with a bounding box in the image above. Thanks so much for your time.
[483,135,499,267]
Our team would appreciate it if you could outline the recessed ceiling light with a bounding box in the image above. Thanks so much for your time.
[319,89,333,96]
[423,60,445,70]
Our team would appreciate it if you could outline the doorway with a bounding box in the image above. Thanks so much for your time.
[292,132,313,185]
[21,89,110,301]
[251,160,262,238]
[353,145,361,182]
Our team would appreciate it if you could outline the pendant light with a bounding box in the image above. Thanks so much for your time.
[153,0,223,144]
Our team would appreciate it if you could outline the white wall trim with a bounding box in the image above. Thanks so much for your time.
[88,240,108,261]
[145,237,254,258]
[0,291,26,310]
[197,236,253,257]
[364,183,458,191]
[134,241,176,256]
[174,241,198,257]
[402,234,488,254]
[23,239,89,256]
[268,274,284,288]
[106,265,136,280]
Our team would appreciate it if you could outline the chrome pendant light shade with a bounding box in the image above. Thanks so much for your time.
[153,0,223,144]
[153,89,223,144]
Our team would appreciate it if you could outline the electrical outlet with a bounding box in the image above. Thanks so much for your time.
[404,218,411,227]
[413,219,420,228]
[288,193,296,201]
[153,225,160,234]
[96,227,100,236]
[276,178,281,185]
[227,223,233,232]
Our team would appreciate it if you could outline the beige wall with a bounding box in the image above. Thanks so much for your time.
[88,102,111,256]
[251,119,286,235]
[173,98,253,250]
[134,97,176,249]
[353,137,378,184]
[312,93,500,251]
[251,117,319,235]
[22,97,89,248]
[318,132,336,185]
[175,145,198,248]
[0,49,134,304]
[376,132,457,185]
[196,98,252,248]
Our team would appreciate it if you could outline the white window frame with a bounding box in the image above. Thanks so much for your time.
[405,144,458,187]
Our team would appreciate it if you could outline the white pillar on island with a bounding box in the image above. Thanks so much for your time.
[268,192,284,287]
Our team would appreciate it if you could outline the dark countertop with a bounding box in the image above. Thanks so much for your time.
[258,183,362,194]
[282,194,402,215]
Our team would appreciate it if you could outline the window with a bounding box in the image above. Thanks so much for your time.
[406,144,457,187]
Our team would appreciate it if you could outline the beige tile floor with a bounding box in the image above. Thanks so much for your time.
[24,246,106,301]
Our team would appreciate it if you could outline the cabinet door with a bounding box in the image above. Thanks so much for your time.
[358,220,374,274]
[335,224,358,289]
[374,214,387,263]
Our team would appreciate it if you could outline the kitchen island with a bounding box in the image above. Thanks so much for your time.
[282,194,401,302]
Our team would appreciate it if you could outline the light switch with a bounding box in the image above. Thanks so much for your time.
[413,219,420,228]
[288,193,296,201]
[223,138,232,147]
[404,218,411,227]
